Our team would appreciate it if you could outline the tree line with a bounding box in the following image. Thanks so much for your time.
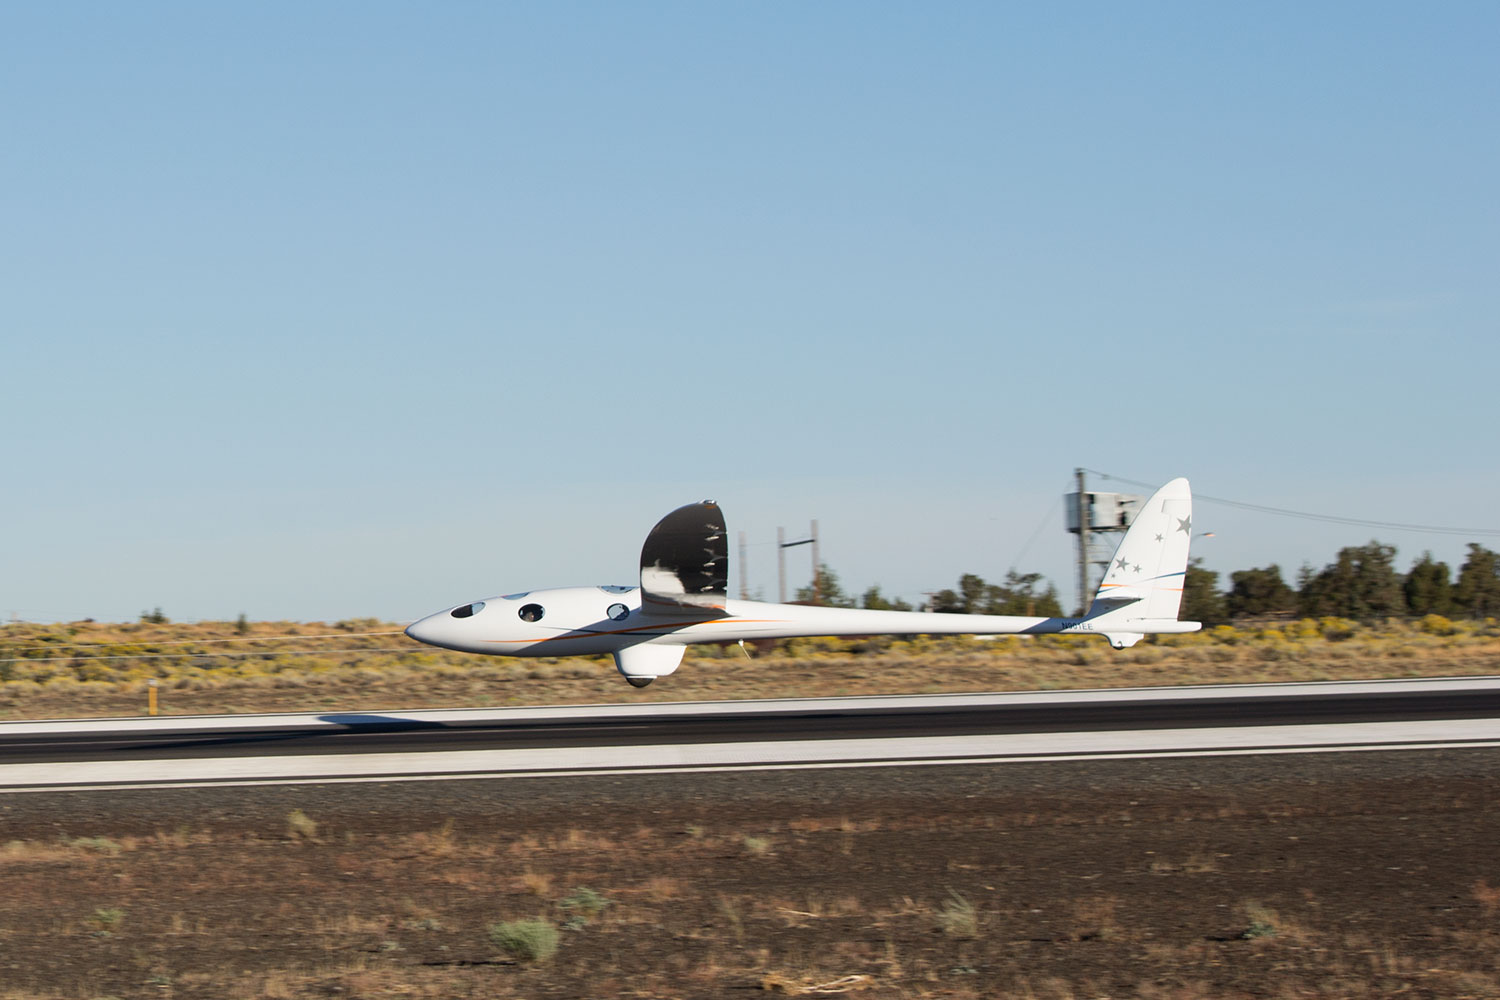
[1181,541,1500,625]
[796,540,1500,626]
[795,567,1064,617]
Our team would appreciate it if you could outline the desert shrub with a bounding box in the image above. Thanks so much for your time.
[1284,619,1322,640]
[285,809,318,840]
[1319,617,1358,641]
[66,836,123,855]
[1070,647,1105,666]
[1126,644,1164,664]
[938,891,979,939]
[780,636,854,657]
[1210,625,1242,645]
[560,887,609,920]
[88,907,125,933]
[1241,902,1278,939]
[742,835,771,855]
[488,918,558,962]
[1419,614,1460,636]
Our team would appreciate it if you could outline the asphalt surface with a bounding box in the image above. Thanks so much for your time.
[0,745,1495,833]
[3,686,1498,764]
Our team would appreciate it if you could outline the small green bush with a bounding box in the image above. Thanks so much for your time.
[488,918,559,962]
[560,887,609,919]
[1241,902,1277,939]
[89,907,125,934]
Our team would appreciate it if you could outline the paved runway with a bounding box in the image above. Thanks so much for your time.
[0,677,1496,791]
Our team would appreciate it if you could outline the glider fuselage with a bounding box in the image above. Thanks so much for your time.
[402,585,1171,658]
[404,481,1201,685]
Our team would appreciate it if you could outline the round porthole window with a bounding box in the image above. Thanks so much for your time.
[518,604,545,622]
[606,603,629,621]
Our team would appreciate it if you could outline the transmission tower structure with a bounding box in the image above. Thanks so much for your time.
[1065,468,1144,615]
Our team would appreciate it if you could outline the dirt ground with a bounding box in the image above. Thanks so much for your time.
[0,750,1497,999]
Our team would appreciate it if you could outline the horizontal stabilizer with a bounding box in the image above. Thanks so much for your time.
[1092,587,1145,604]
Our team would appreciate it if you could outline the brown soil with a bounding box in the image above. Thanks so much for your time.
[0,751,1497,998]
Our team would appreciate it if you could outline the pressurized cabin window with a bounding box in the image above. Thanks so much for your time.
[450,601,485,619]
[518,604,545,623]
[606,603,629,621]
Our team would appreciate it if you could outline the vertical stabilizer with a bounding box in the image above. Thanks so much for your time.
[1088,478,1193,621]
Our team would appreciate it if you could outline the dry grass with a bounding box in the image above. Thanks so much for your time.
[637,875,683,903]
[1472,878,1500,917]
[760,971,877,993]
[1239,901,1314,945]
[0,835,135,865]
[1,617,1498,720]
[937,891,980,939]
[402,819,461,857]
[743,834,774,855]
[1147,851,1220,874]
[285,808,318,840]
[1068,895,1120,941]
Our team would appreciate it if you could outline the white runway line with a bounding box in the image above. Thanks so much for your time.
[2,717,1497,792]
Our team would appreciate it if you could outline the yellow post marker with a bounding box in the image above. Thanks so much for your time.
[147,679,158,716]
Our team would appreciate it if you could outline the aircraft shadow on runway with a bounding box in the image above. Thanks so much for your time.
[109,714,453,756]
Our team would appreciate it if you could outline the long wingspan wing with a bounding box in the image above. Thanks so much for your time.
[639,500,729,613]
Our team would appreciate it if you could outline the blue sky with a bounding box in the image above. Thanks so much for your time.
[3,3,1497,622]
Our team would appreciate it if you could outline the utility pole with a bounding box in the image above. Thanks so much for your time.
[778,522,818,602]
[738,531,748,600]
[1068,469,1143,613]
[810,520,820,604]
[777,526,786,602]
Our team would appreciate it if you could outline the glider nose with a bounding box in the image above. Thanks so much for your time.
[404,615,439,646]
[405,612,458,649]
[406,599,489,651]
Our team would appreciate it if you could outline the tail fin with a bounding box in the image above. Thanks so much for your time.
[1086,478,1198,646]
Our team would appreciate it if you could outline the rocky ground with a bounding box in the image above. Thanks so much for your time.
[0,749,1497,998]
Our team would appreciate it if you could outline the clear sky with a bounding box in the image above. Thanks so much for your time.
[3,3,1497,623]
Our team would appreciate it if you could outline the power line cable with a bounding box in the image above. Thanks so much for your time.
[0,645,423,665]
[1083,469,1500,538]
[1005,490,1063,571]
[0,630,407,658]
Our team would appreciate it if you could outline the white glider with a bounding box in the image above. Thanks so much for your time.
[406,479,1203,687]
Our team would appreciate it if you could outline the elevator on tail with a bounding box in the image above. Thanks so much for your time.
[405,479,1203,687]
